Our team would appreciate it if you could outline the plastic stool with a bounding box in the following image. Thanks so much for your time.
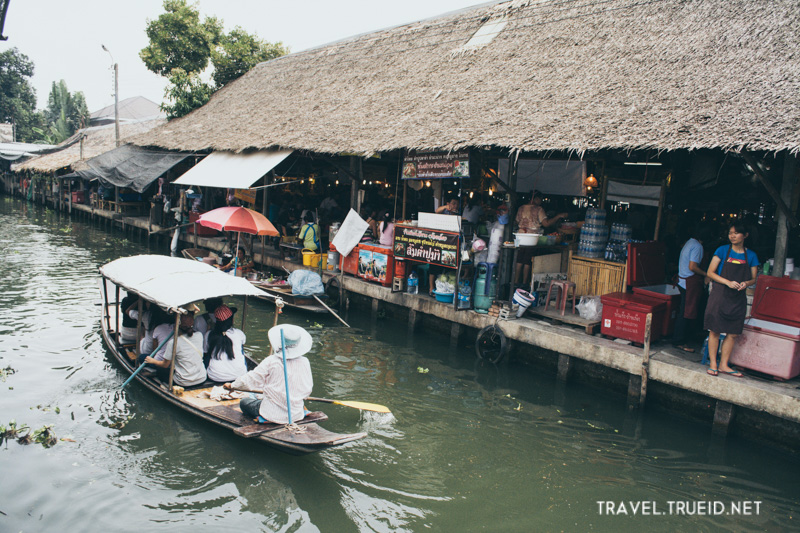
[544,280,577,316]
[392,277,405,292]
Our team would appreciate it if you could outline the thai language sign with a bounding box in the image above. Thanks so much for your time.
[393,225,459,268]
[402,150,470,180]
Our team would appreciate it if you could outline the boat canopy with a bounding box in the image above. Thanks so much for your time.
[99,255,265,312]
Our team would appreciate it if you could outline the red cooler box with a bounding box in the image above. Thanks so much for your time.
[340,245,359,276]
[632,284,681,337]
[730,276,800,379]
[601,292,667,343]
[357,243,394,286]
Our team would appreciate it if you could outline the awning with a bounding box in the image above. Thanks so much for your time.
[65,144,188,193]
[173,149,293,189]
[99,255,266,312]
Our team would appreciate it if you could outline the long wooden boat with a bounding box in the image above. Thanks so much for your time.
[98,255,366,455]
[251,281,330,314]
[181,247,219,264]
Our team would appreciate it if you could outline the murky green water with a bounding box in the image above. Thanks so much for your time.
[1,196,798,532]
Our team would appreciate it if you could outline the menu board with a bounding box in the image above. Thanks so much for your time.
[402,150,470,180]
[393,225,459,269]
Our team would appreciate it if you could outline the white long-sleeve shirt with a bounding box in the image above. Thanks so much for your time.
[232,354,313,424]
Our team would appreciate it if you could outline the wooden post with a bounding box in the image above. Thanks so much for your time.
[168,312,180,390]
[402,179,408,220]
[68,179,72,215]
[639,313,653,407]
[773,152,797,276]
[653,181,666,241]
[193,222,198,247]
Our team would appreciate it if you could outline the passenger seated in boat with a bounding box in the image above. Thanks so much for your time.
[193,297,223,335]
[119,292,140,344]
[150,309,175,361]
[217,247,254,277]
[205,305,247,382]
[143,313,207,387]
[224,324,313,424]
[132,301,154,354]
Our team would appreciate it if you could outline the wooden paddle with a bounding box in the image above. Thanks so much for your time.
[231,388,390,414]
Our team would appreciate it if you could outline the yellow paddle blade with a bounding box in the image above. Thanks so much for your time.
[332,400,391,413]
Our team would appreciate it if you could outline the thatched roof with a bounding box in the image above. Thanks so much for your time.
[132,0,800,156]
[13,119,165,173]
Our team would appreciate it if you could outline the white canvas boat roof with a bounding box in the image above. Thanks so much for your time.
[99,255,265,311]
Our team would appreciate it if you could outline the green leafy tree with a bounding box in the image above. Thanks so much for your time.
[36,80,90,144]
[0,47,46,142]
[140,0,222,77]
[162,68,214,119]
[211,27,288,88]
[141,0,287,119]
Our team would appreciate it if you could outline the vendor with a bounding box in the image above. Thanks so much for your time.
[436,197,459,215]
[513,191,567,287]
[298,212,321,252]
[704,222,759,377]
[218,247,254,277]
[378,211,395,246]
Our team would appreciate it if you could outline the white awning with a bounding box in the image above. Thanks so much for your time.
[99,255,266,312]
[174,149,293,189]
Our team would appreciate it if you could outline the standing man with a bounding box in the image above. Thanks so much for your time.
[672,225,708,352]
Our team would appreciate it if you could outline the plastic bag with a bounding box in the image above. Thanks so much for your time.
[576,296,602,321]
[288,270,324,296]
[435,273,455,294]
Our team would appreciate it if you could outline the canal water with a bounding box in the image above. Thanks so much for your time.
[1,196,798,532]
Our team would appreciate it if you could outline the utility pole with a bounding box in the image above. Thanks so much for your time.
[102,44,120,147]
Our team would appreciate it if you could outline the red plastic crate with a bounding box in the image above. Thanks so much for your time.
[600,292,666,343]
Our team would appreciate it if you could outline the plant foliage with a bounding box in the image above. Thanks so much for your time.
[141,0,287,119]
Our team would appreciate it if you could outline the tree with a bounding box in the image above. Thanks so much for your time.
[140,0,222,77]
[36,80,90,144]
[211,27,289,88]
[162,68,214,119]
[0,47,44,142]
[141,0,287,119]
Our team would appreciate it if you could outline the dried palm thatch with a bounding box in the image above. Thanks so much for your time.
[13,119,165,173]
[132,0,800,156]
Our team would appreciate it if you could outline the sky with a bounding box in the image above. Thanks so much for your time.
[2,0,488,113]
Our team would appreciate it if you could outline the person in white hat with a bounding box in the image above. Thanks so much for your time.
[224,324,313,424]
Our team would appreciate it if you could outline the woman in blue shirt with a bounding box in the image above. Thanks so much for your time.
[703,222,759,377]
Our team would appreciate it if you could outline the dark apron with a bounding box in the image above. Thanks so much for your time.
[704,246,751,334]
[681,273,704,320]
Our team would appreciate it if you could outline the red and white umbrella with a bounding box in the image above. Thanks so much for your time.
[196,206,279,236]
[197,207,279,274]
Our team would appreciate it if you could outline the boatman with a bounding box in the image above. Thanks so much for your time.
[224,324,314,424]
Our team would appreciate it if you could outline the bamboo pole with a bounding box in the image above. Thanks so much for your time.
[115,286,121,346]
[135,299,143,357]
[639,313,653,408]
[167,312,180,390]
